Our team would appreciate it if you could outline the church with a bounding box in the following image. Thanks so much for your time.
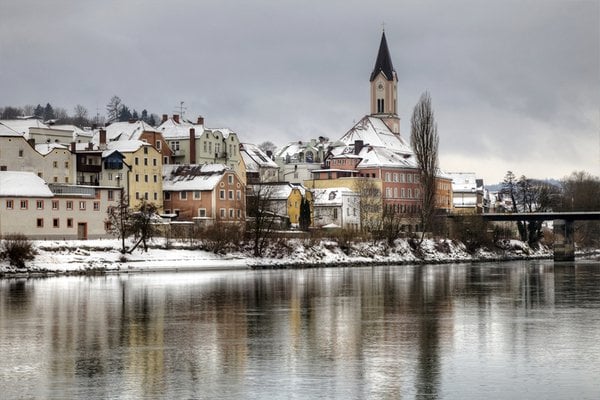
[306,31,453,232]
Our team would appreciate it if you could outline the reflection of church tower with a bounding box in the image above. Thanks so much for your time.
[370,31,400,134]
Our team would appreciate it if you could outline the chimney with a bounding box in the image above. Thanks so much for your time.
[70,142,76,153]
[162,114,168,123]
[27,138,35,147]
[128,118,136,123]
[99,129,107,150]
[266,150,273,159]
[197,116,204,125]
[354,140,364,155]
[189,128,196,164]
[173,114,180,124]
[88,142,93,150]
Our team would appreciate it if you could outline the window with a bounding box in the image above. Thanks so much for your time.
[237,190,241,200]
[153,158,157,166]
[219,190,225,200]
[135,174,139,182]
[407,174,412,183]
[180,191,187,200]
[36,200,44,210]
[203,141,207,153]
[407,189,412,198]
[229,208,234,218]
[400,174,405,183]
[220,208,225,218]
[156,141,161,150]
[36,218,44,228]
[135,157,139,165]
[143,147,148,155]
[93,202,100,211]
[385,172,391,182]
[144,192,148,200]
[67,218,73,228]
[164,192,171,200]
[79,201,86,210]
[66,201,73,210]
[18,149,24,157]
[199,208,206,217]
[38,172,43,178]
[228,174,234,184]
[153,175,157,183]
[393,188,398,198]
[401,188,406,198]
[144,175,148,183]
[171,141,180,151]
[144,158,148,166]
[20,200,28,209]
[53,177,58,183]
[393,173,398,182]
[193,191,201,200]
[163,156,168,164]
[65,161,69,168]
[237,209,241,219]
[65,177,69,183]
[153,193,158,201]
[333,208,338,219]
[228,190,234,200]
[53,161,58,168]
[108,190,114,200]
[6,200,13,209]
[53,218,59,228]
[386,188,392,198]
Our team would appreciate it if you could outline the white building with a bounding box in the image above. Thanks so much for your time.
[313,187,360,230]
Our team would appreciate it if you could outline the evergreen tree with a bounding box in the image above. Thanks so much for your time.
[34,104,44,119]
[118,105,132,122]
[141,109,149,122]
[299,197,311,231]
[43,103,55,121]
[132,109,139,120]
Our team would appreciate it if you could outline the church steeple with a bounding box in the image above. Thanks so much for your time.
[370,30,400,134]
[370,31,396,82]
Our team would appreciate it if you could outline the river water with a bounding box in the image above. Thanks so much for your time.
[1,260,599,399]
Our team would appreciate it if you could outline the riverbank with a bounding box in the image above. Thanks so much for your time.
[0,237,562,277]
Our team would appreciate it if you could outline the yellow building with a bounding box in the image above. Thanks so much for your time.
[106,140,163,210]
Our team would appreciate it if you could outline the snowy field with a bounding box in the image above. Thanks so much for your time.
[0,237,554,276]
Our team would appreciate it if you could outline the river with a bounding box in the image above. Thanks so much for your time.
[1,260,599,399]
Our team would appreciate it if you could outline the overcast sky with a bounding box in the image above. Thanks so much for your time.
[1,0,598,183]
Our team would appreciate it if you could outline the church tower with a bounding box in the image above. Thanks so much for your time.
[370,31,400,134]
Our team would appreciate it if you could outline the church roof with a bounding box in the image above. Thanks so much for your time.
[370,31,396,82]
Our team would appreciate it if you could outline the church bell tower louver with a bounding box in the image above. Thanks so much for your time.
[370,30,400,134]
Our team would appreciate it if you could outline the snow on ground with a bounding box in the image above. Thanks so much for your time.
[0,237,555,276]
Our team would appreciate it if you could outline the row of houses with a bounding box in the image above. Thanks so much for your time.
[0,32,488,240]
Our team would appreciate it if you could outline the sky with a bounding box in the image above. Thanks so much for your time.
[1,0,598,184]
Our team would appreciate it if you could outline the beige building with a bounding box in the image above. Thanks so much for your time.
[0,171,121,239]
[0,127,75,184]
[158,115,246,183]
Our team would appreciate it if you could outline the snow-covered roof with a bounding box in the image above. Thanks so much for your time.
[0,119,49,135]
[162,164,229,191]
[158,118,200,139]
[99,121,160,142]
[51,124,94,138]
[356,146,418,169]
[447,172,479,192]
[106,139,149,153]
[35,143,69,155]
[0,171,53,197]
[241,143,278,172]
[339,116,412,155]
[0,123,22,136]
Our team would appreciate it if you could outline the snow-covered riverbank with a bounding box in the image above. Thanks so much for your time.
[0,237,559,277]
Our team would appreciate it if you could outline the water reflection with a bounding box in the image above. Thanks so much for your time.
[1,261,599,399]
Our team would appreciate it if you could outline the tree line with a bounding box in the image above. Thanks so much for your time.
[0,95,159,127]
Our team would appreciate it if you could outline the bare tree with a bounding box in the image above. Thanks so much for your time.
[129,201,160,253]
[354,178,382,237]
[105,191,130,253]
[73,104,89,127]
[246,182,279,257]
[560,170,600,247]
[410,92,439,244]
[106,95,122,123]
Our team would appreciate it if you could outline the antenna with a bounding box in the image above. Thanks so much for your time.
[174,101,187,119]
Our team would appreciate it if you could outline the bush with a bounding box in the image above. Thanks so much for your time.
[0,233,37,268]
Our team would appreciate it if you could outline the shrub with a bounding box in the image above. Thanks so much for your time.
[0,233,37,269]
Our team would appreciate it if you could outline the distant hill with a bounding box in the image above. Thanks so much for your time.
[485,179,561,192]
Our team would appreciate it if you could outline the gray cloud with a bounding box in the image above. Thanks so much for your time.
[1,0,598,183]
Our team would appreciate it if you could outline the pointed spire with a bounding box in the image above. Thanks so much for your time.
[369,31,396,82]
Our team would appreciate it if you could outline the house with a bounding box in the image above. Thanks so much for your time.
[157,114,245,181]
[247,182,313,228]
[274,137,335,184]
[447,172,488,214]
[162,164,245,226]
[0,127,75,184]
[0,171,121,239]
[240,143,279,184]
[313,187,360,230]
[99,120,173,165]
[105,140,163,209]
